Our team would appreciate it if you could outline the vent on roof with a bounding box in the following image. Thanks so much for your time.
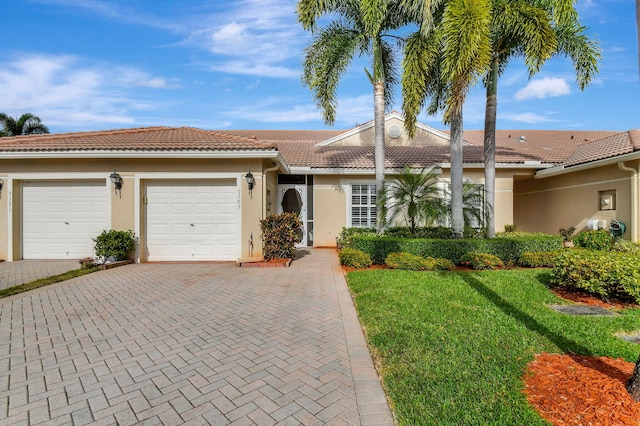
[519,136,525,142]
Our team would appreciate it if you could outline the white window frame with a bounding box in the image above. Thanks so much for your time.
[342,181,378,228]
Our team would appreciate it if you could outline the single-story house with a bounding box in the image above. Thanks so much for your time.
[0,111,638,262]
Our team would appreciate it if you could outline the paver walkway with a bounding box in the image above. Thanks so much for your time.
[0,260,80,291]
[0,248,394,425]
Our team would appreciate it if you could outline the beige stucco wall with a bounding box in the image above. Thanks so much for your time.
[514,163,634,238]
[0,157,269,261]
[330,117,450,147]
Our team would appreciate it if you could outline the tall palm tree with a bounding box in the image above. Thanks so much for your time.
[297,0,407,233]
[0,113,49,137]
[482,0,600,238]
[402,0,492,238]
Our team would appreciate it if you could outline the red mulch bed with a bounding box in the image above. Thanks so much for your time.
[524,290,640,425]
[524,354,640,425]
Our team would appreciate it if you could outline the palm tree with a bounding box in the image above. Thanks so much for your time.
[482,0,600,238]
[0,113,49,136]
[382,166,447,236]
[297,0,407,233]
[402,0,492,238]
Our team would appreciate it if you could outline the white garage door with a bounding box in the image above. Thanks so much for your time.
[22,181,109,259]
[146,180,240,261]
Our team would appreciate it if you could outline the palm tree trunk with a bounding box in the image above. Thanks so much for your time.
[450,110,464,239]
[484,55,499,238]
[627,353,640,401]
[374,81,386,234]
[373,38,386,234]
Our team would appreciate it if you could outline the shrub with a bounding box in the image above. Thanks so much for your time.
[459,252,504,270]
[612,240,640,255]
[518,251,559,268]
[346,234,562,264]
[93,229,136,260]
[503,224,517,233]
[384,252,455,271]
[573,230,613,251]
[337,227,376,248]
[260,212,302,260]
[551,249,640,303]
[385,252,431,271]
[339,248,372,269]
[428,257,456,271]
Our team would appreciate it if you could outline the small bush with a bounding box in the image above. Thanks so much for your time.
[428,257,455,271]
[612,240,640,255]
[260,212,302,259]
[459,252,504,270]
[503,224,517,233]
[339,248,372,269]
[93,229,136,260]
[385,252,431,270]
[518,251,559,268]
[551,249,640,303]
[337,227,376,248]
[573,230,613,251]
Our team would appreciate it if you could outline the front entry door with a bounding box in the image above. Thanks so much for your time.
[278,184,307,246]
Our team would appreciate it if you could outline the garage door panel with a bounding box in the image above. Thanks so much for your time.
[146,180,239,261]
[23,181,108,259]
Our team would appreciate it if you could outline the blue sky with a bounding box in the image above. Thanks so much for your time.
[1,0,638,134]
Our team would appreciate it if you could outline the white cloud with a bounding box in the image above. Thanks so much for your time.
[0,54,180,128]
[514,78,571,100]
[207,61,299,79]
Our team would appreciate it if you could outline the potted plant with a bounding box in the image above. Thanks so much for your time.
[559,226,576,248]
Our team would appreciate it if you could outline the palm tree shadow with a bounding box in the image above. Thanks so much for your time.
[459,272,630,383]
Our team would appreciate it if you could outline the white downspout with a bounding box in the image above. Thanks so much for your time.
[263,163,280,219]
[618,161,639,242]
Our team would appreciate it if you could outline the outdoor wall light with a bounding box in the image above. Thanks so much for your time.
[0,178,3,194]
[245,171,256,191]
[109,170,123,195]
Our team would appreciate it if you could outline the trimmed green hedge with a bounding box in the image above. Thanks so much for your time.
[384,252,455,271]
[551,249,640,303]
[346,235,562,264]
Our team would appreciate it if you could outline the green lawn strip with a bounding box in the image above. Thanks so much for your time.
[347,269,640,425]
[0,267,98,298]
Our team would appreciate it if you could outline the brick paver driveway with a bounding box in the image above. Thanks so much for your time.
[0,249,393,425]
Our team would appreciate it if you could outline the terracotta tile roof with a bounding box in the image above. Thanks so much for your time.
[0,126,276,152]
[2,125,637,171]
[232,128,628,169]
[563,131,636,166]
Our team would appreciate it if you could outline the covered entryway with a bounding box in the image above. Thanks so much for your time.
[145,180,240,261]
[22,180,109,259]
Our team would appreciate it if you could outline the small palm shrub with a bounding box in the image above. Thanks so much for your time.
[518,251,559,268]
[459,252,503,270]
[573,230,613,251]
[93,229,136,260]
[503,224,518,233]
[260,212,302,259]
[339,248,372,269]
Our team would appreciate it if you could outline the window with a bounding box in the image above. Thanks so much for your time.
[350,184,377,228]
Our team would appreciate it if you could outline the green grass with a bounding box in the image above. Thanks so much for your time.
[347,269,640,425]
[0,267,98,298]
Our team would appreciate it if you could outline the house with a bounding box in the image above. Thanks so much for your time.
[0,112,637,262]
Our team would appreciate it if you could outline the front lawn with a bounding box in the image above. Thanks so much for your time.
[347,269,640,425]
